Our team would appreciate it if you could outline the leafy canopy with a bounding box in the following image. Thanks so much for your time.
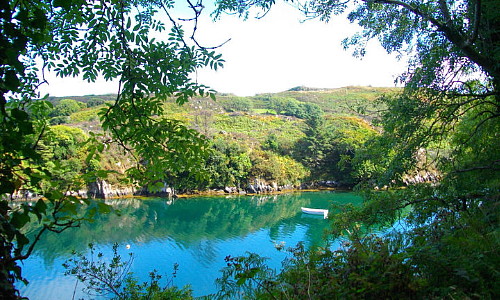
[0,0,223,297]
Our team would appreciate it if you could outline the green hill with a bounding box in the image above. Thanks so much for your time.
[41,86,395,193]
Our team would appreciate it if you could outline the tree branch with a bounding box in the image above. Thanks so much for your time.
[453,160,500,173]
[466,0,481,46]
[8,225,47,262]
[373,0,497,81]
[438,0,452,25]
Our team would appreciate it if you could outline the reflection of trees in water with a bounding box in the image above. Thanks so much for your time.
[28,194,309,264]
[27,192,361,266]
[268,214,327,248]
[248,195,279,206]
[104,198,143,208]
[162,194,310,246]
[189,239,220,267]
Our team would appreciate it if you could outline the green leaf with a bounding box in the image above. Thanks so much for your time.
[236,276,247,286]
[15,232,30,250]
[46,190,64,201]
[34,199,48,221]
[53,0,72,9]
[96,170,110,178]
[85,147,97,164]
[11,211,30,229]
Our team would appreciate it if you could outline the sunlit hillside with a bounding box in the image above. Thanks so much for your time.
[42,86,394,192]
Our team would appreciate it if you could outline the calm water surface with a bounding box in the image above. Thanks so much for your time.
[18,191,362,299]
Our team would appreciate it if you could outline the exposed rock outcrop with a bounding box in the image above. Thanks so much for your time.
[87,179,136,199]
[402,171,440,185]
[137,184,176,198]
[8,178,344,202]
[245,179,296,194]
[300,180,339,189]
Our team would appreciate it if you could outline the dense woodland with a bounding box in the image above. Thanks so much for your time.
[1,0,499,299]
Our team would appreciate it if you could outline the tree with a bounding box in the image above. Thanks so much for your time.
[300,102,323,128]
[208,137,252,188]
[38,125,89,191]
[281,98,302,117]
[219,96,254,112]
[214,0,500,297]
[250,150,309,186]
[87,97,106,107]
[49,99,83,117]
[295,116,377,185]
[0,0,222,297]
[267,97,292,115]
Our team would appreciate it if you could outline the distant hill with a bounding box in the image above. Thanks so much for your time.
[271,86,398,114]
[45,86,399,140]
[46,86,399,130]
[47,85,396,159]
[39,86,397,193]
[48,86,397,110]
[47,94,118,106]
[287,86,326,91]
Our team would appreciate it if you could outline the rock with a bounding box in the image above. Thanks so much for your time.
[87,179,136,199]
[224,186,237,193]
[247,184,257,194]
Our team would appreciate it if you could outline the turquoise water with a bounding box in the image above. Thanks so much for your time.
[17,191,362,299]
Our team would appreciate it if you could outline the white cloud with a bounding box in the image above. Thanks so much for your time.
[38,75,120,98]
[38,4,406,97]
[195,4,407,96]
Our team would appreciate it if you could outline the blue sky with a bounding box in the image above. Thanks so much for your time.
[39,3,407,97]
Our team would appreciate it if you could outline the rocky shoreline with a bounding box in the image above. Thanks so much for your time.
[6,172,439,201]
[6,179,345,201]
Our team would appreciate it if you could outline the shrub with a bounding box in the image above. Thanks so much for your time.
[64,243,193,300]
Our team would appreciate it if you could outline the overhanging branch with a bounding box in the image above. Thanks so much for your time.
[453,159,500,173]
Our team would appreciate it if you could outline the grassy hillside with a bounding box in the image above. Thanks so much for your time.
[43,86,395,191]
[52,85,396,117]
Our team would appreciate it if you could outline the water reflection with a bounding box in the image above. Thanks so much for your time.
[19,191,361,298]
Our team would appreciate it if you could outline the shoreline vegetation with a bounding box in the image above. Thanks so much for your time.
[13,86,396,200]
[6,86,439,203]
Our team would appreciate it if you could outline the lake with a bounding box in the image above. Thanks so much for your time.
[17,191,362,299]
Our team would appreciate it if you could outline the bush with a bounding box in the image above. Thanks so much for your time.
[216,236,417,299]
[219,96,254,112]
[50,99,84,117]
[69,107,101,123]
[49,115,69,125]
[250,150,309,185]
[87,97,105,107]
[64,243,193,300]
